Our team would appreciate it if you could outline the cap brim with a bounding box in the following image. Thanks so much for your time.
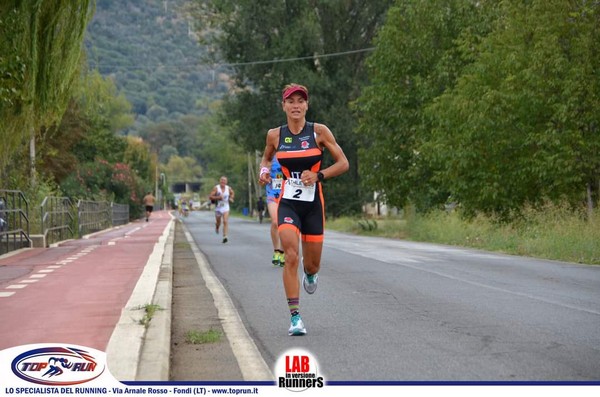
[283,87,308,100]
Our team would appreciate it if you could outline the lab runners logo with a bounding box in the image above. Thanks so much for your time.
[10,344,105,385]
[275,348,325,392]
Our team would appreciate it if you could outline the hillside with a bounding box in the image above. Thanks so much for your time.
[85,0,227,126]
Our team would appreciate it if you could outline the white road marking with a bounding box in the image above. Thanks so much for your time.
[6,284,27,289]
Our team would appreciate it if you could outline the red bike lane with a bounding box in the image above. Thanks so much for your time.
[0,211,172,352]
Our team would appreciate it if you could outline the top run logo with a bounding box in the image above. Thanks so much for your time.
[10,344,106,386]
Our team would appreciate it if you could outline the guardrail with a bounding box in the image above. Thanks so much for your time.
[0,189,132,252]
[41,196,75,246]
[112,202,129,226]
[0,190,31,255]
[77,200,111,236]
[40,198,130,245]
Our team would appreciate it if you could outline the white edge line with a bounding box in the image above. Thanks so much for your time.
[182,223,274,381]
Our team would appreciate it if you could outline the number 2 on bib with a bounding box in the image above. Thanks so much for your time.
[282,179,315,201]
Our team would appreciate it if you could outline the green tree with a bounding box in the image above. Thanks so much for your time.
[123,136,154,183]
[38,69,134,183]
[61,159,145,219]
[164,155,203,185]
[0,1,95,178]
[355,0,499,212]
[193,101,247,208]
[139,117,198,157]
[37,98,88,184]
[194,0,393,216]
[53,69,152,216]
[85,0,225,127]
[70,70,133,164]
[159,145,179,164]
[426,1,600,216]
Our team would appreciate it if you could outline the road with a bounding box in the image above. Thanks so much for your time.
[182,210,600,381]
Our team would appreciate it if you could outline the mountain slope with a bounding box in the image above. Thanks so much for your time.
[85,0,226,119]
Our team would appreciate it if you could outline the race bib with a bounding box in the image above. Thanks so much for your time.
[282,179,315,202]
[272,178,283,190]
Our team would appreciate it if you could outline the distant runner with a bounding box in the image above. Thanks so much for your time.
[143,192,155,222]
[209,176,235,243]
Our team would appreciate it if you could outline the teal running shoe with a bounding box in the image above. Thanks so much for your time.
[288,314,307,336]
[302,272,318,294]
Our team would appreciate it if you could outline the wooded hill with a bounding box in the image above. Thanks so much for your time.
[85,0,227,130]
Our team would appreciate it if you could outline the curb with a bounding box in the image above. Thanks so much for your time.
[106,215,175,381]
[136,219,174,380]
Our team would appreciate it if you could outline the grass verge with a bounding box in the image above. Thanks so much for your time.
[185,329,222,344]
[326,205,599,265]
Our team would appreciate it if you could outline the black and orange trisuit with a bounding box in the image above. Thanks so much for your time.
[275,122,325,243]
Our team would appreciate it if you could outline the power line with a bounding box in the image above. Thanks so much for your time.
[215,47,376,67]
[87,47,376,71]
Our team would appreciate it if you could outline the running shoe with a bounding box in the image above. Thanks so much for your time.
[288,314,307,336]
[278,252,285,267]
[272,252,280,266]
[302,272,318,294]
[222,236,228,243]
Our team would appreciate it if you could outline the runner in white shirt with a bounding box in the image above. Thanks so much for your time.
[209,176,235,243]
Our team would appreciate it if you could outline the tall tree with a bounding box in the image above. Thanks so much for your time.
[0,1,95,180]
[426,0,600,216]
[163,155,203,184]
[123,136,154,183]
[139,117,198,157]
[193,101,247,206]
[193,0,393,216]
[355,0,499,211]
[69,69,132,164]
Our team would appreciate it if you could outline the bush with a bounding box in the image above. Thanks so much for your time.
[61,158,145,219]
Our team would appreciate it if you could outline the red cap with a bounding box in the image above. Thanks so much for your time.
[282,85,308,101]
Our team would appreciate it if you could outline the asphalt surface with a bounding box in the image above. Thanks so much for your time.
[2,209,599,382]
[183,211,600,381]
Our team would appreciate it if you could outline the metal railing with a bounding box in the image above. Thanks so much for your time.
[41,198,129,243]
[0,189,133,252]
[77,200,111,236]
[112,202,129,226]
[41,196,75,246]
[0,190,31,255]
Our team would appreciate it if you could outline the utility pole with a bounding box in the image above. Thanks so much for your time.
[247,152,252,216]
[160,173,166,210]
[155,159,159,206]
[255,149,262,201]
[29,128,36,187]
